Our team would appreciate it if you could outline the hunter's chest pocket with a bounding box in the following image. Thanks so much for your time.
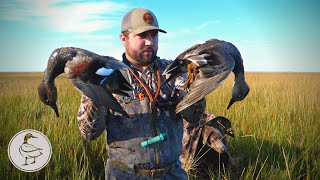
[122,98,150,116]
[118,98,152,129]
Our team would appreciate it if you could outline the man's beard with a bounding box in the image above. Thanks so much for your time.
[126,46,157,66]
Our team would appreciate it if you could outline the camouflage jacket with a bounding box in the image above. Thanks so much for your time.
[77,55,206,179]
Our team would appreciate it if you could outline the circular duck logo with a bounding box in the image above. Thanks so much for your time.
[8,129,52,172]
[143,12,154,25]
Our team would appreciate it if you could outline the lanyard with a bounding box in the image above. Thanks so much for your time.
[129,68,163,166]
[128,68,161,108]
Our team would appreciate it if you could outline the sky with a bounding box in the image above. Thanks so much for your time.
[0,0,319,72]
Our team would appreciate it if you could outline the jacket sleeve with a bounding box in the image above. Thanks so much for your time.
[77,94,107,140]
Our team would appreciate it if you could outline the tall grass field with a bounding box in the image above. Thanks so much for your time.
[1,72,319,179]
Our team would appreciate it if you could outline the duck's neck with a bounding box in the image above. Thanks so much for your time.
[44,48,75,82]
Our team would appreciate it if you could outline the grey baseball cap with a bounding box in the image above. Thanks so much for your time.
[121,8,167,34]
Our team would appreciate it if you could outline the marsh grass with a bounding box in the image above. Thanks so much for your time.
[0,72,319,179]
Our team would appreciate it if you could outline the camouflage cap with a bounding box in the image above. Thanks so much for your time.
[121,8,167,34]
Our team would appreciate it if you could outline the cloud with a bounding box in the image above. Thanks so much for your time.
[69,34,114,41]
[0,0,129,33]
[195,20,220,31]
[162,20,220,40]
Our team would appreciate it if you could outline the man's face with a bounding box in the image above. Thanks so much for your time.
[122,30,158,66]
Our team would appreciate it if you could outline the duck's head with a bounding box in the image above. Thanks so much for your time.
[38,81,59,117]
[24,133,37,142]
[227,78,250,110]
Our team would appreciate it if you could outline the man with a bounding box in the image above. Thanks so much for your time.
[77,8,205,179]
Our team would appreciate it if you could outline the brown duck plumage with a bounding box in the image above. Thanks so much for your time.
[38,47,131,117]
[163,38,250,113]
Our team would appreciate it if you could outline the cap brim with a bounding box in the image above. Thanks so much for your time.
[129,25,167,34]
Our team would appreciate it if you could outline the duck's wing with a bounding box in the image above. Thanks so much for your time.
[176,45,235,113]
[39,47,132,117]
[163,43,202,82]
[63,48,130,117]
[20,144,43,158]
[20,144,43,152]
[71,78,129,117]
[64,48,129,84]
[163,39,229,82]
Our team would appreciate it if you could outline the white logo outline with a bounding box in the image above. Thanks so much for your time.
[8,129,52,172]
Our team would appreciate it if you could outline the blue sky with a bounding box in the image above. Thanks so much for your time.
[1,0,319,72]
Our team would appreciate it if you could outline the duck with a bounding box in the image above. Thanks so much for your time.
[38,47,132,118]
[163,38,250,113]
[19,133,43,165]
